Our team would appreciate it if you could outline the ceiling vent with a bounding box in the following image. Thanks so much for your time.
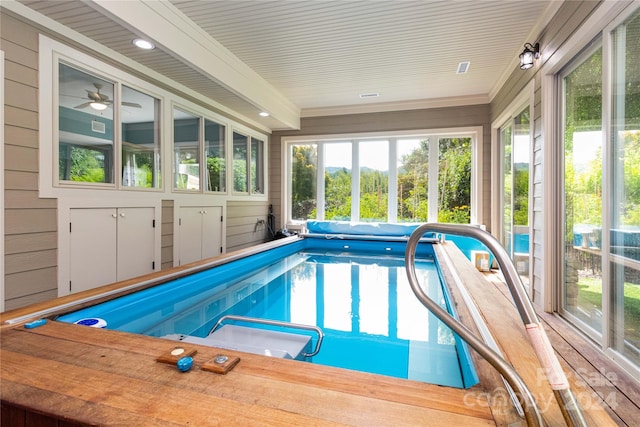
[456,61,471,74]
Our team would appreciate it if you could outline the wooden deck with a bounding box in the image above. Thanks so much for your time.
[2,320,494,426]
[1,240,637,426]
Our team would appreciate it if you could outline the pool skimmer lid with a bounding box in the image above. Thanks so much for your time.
[74,318,107,328]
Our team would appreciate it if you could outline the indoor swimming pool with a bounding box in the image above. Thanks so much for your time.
[56,235,478,388]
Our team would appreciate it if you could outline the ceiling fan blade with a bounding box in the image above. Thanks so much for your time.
[74,102,92,109]
[122,102,142,108]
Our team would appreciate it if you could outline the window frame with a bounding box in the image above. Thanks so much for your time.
[39,36,268,202]
[282,127,483,227]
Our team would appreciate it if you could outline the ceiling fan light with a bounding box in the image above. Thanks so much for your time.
[90,102,108,111]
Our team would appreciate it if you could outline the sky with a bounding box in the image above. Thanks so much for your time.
[324,139,423,171]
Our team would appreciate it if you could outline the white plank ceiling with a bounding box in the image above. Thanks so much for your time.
[12,0,558,130]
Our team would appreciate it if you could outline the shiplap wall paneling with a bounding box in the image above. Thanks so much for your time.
[2,13,60,309]
[226,201,269,251]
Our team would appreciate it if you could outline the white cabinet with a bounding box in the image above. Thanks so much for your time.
[178,206,223,265]
[69,208,155,293]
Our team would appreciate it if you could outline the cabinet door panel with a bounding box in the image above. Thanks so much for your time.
[202,206,223,259]
[117,207,155,281]
[70,208,117,293]
[179,207,204,265]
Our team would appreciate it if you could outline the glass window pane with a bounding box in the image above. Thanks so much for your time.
[290,144,317,220]
[251,137,264,194]
[501,125,513,254]
[513,108,531,255]
[562,46,603,332]
[397,139,429,222]
[359,140,388,222]
[58,63,114,184]
[437,137,471,223]
[205,119,226,192]
[121,86,161,188]
[233,132,249,193]
[324,142,352,221]
[611,10,640,364]
[173,108,200,191]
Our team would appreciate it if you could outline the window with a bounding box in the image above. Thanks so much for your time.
[232,131,265,195]
[499,107,531,272]
[59,63,115,184]
[121,85,161,188]
[360,140,388,222]
[205,119,226,192]
[397,139,429,222]
[173,109,228,193]
[233,132,248,193]
[324,142,352,221]
[58,63,161,188]
[286,130,478,224]
[251,137,264,194]
[560,7,640,369]
[290,144,317,221]
[173,108,201,191]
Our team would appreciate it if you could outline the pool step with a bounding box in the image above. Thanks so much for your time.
[163,325,312,360]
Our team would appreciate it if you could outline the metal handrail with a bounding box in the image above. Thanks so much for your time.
[209,314,324,357]
[406,223,587,427]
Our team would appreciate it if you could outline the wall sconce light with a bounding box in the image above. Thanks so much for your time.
[519,42,540,70]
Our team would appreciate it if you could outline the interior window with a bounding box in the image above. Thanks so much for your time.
[121,85,161,188]
[204,119,226,192]
[58,63,115,184]
[233,132,249,193]
[251,137,264,194]
[173,108,201,191]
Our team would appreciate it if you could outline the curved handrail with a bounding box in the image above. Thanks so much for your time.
[405,223,586,427]
[209,314,324,357]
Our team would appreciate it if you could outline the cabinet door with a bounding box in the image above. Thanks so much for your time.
[70,208,117,293]
[179,207,204,265]
[201,206,223,259]
[116,207,155,281]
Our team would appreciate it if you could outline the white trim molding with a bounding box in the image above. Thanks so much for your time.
[1,49,5,312]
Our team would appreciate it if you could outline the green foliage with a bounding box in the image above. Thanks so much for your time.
[62,145,108,183]
[291,145,317,220]
[290,137,473,223]
[207,156,225,191]
[325,168,352,220]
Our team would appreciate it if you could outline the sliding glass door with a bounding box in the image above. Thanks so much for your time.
[561,8,640,368]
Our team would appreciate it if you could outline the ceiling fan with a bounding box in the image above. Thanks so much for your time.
[74,83,142,110]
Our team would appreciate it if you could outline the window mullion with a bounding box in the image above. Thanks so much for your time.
[388,139,398,223]
[428,136,438,222]
[351,140,360,221]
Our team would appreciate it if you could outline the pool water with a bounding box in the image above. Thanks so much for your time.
[58,240,478,388]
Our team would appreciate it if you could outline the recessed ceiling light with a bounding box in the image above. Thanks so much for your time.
[259,111,269,117]
[133,38,155,50]
[359,92,380,99]
[456,61,470,74]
